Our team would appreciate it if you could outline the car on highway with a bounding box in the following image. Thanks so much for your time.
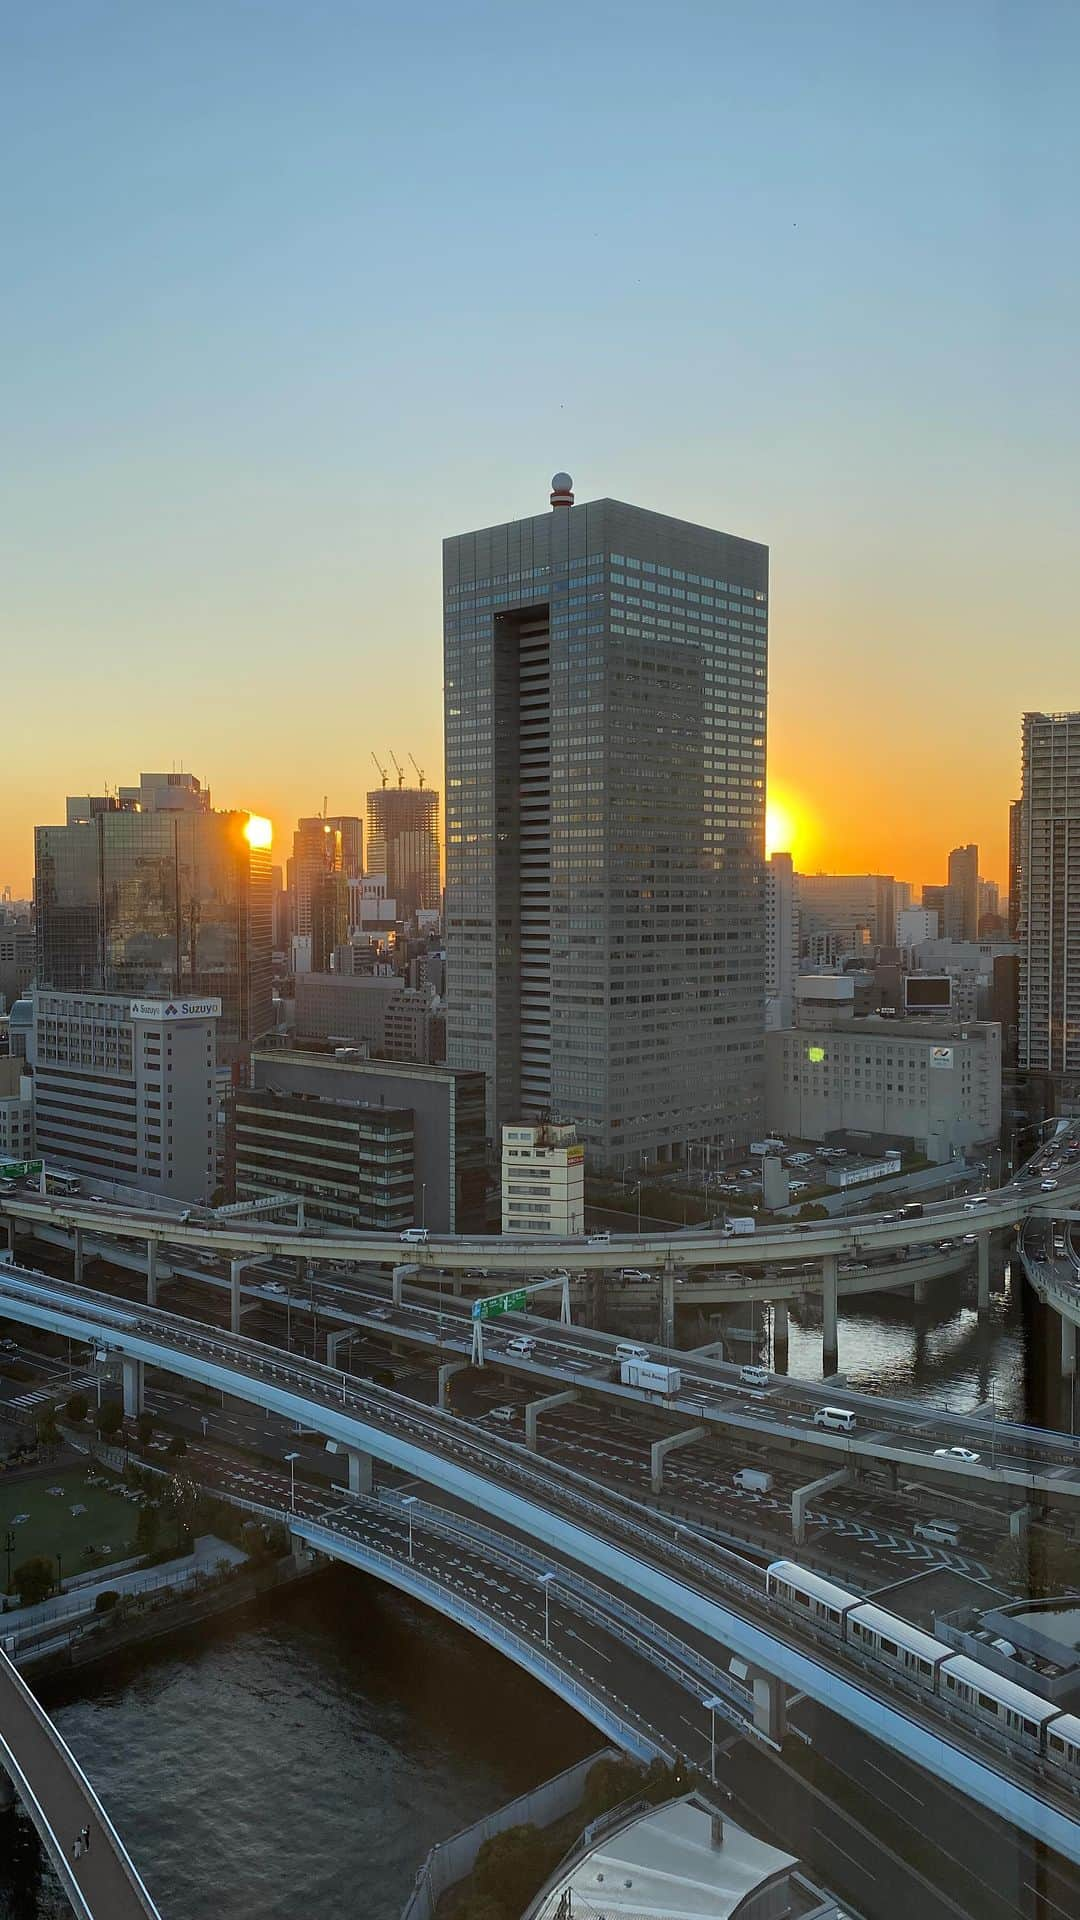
[400,1227,429,1244]
[506,1336,536,1357]
[740,1364,770,1388]
[1041,1178,1059,1191]
[615,1341,650,1363]
[963,1196,989,1211]
[0,1337,18,1353]
[488,1405,517,1424]
[620,1268,652,1283]
[933,1445,981,1463]
[368,1306,392,1319]
[262,1281,288,1296]
[587,1230,611,1245]
[913,1519,962,1545]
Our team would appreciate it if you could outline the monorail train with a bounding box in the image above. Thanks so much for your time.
[766,1560,1080,1784]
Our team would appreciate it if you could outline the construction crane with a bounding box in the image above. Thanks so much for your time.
[408,753,426,789]
[370,752,388,790]
[389,751,406,789]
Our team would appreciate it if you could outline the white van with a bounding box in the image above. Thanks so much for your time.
[740,1364,770,1388]
[400,1227,429,1244]
[813,1406,857,1434]
[616,1342,650,1363]
[913,1519,960,1546]
[506,1336,536,1357]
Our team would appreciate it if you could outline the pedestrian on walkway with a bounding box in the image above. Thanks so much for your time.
[73,1836,82,1862]
[80,1823,91,1852]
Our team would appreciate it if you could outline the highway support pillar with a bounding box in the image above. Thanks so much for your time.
[1010,1504,1032,1543]
[73,1226,84,1289]
[650,1425,706,1495]
[913,1276,931,1305]
[660,1257,677,1350]
[121,1356,145,1418]
[438,1360,469,1409]
[821,1254,838,1375]
[347,1449,373,1496]
[4,1216,16,1258]
[393,1263,418,1307]
[977,1231,992,1316]
[147,1237,158,1308]
[752,1672,787,1745]
[773,1301,789,1371]
[1062,1315,1078,1379]
[525,1389,579,1451]
[230,1259,245,1335]
[792,1466,850,1546]
[325,1327,355,1367]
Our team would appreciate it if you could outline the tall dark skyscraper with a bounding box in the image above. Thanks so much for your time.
[1018,712,1080,1088]
[1008,797,1023,938]
[443,476,767,1168]
[945,842,979,943]
[34,771,273,1057]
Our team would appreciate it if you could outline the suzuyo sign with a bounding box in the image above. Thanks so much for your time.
[129,998,222,1021]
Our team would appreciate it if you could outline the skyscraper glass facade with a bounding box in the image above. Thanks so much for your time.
[444,493,767,1169]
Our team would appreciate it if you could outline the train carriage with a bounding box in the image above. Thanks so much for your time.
[939,1655,1062,1755]
[766,1560,859,1632]
[845,1602,951,1692]
[1045,1711,1080,1779]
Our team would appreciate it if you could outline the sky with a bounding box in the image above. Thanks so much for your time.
[3,1,1078,898]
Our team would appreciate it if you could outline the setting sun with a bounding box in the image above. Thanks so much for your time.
[243,814,273,850]
[765,797,796,859]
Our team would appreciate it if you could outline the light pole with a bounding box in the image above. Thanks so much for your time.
[284,1450,300,1512]
[538,1570,557,1647]
[703,1694,724,1782]
[421,1183,427,1229]
[402,1494,417,1563]
[94,1346,108,1410]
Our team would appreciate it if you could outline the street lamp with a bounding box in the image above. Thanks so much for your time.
[94,1347,108,1410]
[401,1495,418,1563]
[284,1450,300,1512]
[538,1570,557,1647]
[421,1183,427,1229]
[703,1694,724,1782]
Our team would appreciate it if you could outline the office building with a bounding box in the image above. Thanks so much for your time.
[897,906,938,950]
[233,1081,415,1232]
[0,1058,34,1162]
[289,818,342,974]
[945,843,979,943]
[797,873,897,951]
[501,1120,584,1236]
[765,852,799,1029]
[366,785,440,916]
[294,972,437,1061]
[1008,797,1023,938]
[444,476,768,1167]
[767,1015,1001,1162]
[1018,711,1080,1085]
[324,815,363,880]
[0,921,34,1010]
[240,1050,487,1230]
[30,989,218,1199]
[34,771,272,1057]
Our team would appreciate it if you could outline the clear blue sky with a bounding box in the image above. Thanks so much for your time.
[4,1,1077,891]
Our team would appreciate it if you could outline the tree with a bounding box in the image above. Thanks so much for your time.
[473,1826,551,1916]
[12,1556,55,1606]
[136,1411,154,1446]
[97,1400,123,1438]
[135,1504,160,1558]
[35,1408,61,1458]
[166,1433,188,1457]
[65,1391,89,1424]
[94,1589,119,1613]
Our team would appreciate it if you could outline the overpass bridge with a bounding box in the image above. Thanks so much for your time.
[7,1129,1078,1366]
[0,1644,161,1920]
[1,1256,1079,1869]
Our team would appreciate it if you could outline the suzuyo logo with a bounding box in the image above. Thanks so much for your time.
[130,998,222,1020]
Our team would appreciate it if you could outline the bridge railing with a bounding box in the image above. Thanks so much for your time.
[0,1646,161,1918]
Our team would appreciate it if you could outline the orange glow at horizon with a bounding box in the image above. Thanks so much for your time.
[765,786,816,867]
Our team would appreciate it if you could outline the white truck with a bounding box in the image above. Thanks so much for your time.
[733,1467,774,1493]
[620,1359,682,1397]
[723,1216,756,1236]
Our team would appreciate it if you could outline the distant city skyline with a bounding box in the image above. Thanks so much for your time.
[5,7,1075,895]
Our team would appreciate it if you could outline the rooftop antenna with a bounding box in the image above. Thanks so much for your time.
[550,471,574,510]
[408,753,426,789]
[370,752,389,789]
[389,751,405,789]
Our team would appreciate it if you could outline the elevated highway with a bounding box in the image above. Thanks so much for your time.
[1,1255,1079,1868]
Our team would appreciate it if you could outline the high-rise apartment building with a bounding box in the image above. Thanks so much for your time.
[365,785,441,916]
[1018,712,1080,1084]
[945,843,979,942]
[34,772,272,1058]
[765,853,799,1029]
[1008,797,1023,938]
[444,476,768,1168]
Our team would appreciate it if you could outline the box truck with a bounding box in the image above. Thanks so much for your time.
[732,1467,774,1493]
[723,1217,756,1236]
[620,1359,682,1396]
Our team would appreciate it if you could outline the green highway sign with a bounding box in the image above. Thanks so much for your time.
[471,1289,528,1322]
[0,1160,43,1182]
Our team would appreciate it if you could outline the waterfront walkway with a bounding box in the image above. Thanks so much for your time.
[0,1645,161,1919]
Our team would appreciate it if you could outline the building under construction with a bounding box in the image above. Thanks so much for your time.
[367,760,441,915]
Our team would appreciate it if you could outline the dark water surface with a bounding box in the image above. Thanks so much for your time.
[0,1569,595,1920]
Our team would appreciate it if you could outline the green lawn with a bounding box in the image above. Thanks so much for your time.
[1,1465,139,1591]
